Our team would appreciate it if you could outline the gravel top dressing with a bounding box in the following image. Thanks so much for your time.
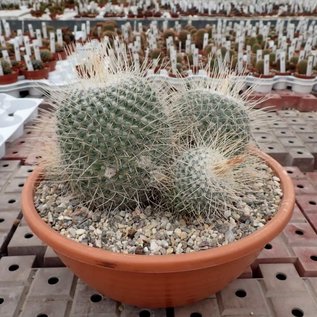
[35,162,282,255]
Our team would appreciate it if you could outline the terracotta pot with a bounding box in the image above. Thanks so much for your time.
[44,60,57,72]
[21,149,294,308]
[23,68,50,80]
[0,72,18,85]
[53,51,67,61]
[294,73,316,79]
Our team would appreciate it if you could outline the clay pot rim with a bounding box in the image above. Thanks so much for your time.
[21,148,294,272]
[294,73,316,79]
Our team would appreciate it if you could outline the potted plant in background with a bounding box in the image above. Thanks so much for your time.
[0,60,18,85]
[23,60,49,80]
[21,40,294,309]
[292,59,317,94]
[40,49,57,71]
[251,59,275,93]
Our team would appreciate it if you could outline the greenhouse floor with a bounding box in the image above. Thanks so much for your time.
[0,102,317,317]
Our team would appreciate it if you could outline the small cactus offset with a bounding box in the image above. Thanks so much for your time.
[170,89,251,154]
[161,146,257,219]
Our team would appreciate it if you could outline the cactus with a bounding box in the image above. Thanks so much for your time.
[178,30,189,49]
[163,29,176,41]
[39,40,266,222]
[40,49,53,63]
[162,146,250,219]
[255,60,264,75]
[54,75,172,209]
[252,43,261,54]
[171,90,251,154]
[194,29,207,50]
[32,60,44,70]
[297,59,308,75]
[1,60,12,74]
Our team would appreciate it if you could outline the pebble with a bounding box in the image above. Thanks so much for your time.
[34,163,282,255]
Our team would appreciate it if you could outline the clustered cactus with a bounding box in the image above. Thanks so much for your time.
[44,46,264,221]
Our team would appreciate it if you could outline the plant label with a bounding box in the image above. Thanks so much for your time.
[36,29,43,47]
[17,29,23,45]
[193,49,199,67]
[24,55,34,71]
[4,22,11,38]
[28,24,35,38]
[24,37,32,57]
[307,55,313,76]
[256,49,263,62]
[0,35,6,47]
[50,32,56,53]
[185,40,191,54]
[288,46,295,60]
[42,22,48,39]
[86,21,90,36]
[57,29,63,46]
[246,45,251,65]
[199,32,208,50]
[280,51,286,73]
[238,52,243,74]
[14,39,21,62]
[133,53,140,72]
[136,23,142,34]
[81,24,87,41]
[163,20,168,32]
[263,54,270,75]
[0,62,3,76]
[1,50,10,65]
[296,36,303,51]
[170,50,177,74]
[33,41,41,61]
[299,50,305,61]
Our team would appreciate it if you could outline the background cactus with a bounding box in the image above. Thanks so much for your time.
[255,60,264,74]
[40,49,53,63]
[1,60,12,74]
[297,59,308,75]
[54,75,172,209]
[32,60,44,70]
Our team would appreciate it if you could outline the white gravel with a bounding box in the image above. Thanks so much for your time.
[34,163,282,255]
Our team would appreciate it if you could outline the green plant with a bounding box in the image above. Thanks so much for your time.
[53,75,172,209]
[255,60,264,74]
[269,53,276,67]
[252,43,261,54]
[1,60,12,74]
[40,50,53,63]
[297,59,308,75]
[32,60,44,70]
[39,42,267,222]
